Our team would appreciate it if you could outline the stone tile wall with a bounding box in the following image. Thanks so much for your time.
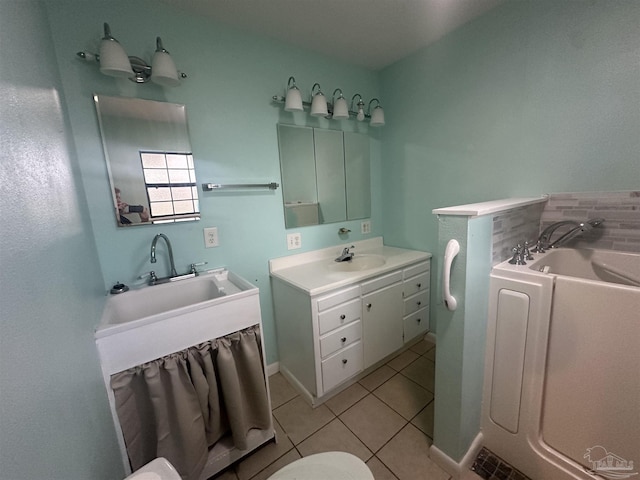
[540,191,640,253]
[492,203,545,265]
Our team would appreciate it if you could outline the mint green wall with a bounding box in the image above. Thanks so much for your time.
[46,0,383,365]
[0,2,124,478]
[380,0,640,253]
[381,0,639,463]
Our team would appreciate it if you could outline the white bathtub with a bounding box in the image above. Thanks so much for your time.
[482,248,640,480]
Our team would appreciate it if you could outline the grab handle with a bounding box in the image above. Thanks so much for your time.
[442,239,460,311]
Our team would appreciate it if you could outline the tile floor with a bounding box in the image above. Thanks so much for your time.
[212,336,457,480]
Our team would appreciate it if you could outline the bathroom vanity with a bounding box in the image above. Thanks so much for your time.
[270,237,431,405]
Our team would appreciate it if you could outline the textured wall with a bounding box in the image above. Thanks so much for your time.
[0,2,124,478]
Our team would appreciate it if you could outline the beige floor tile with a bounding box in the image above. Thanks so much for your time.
[325,382,369,416]
[411,400,434,438]
[386,349,420,371]
[339,394,406,453]
[213,467,239,479]
[358,365,396,391]
[268,372,298,410]
[273,396,335,445]
[409,338,434,356]
[373,374,434,420]
[297,418,373,462]
[460,469,483,480]
[366,456,399,480]
[401,357,435,393]
[424,346,436,362]
[235,417,294,480]
[377,424,449,480]
[248,449,301,480]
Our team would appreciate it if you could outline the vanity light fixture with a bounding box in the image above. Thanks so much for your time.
[271,77,385,125]
[331,89,349,120]
[284,76,304,112]
[367,98,385,127]
[77,23,187,86]
[351,94,366,121]
[310,83,329,117]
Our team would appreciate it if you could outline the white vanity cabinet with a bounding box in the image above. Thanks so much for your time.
[270,242,431,406]
[402,261,431,341]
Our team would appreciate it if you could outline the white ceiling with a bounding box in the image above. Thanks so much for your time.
[160,0,506,70]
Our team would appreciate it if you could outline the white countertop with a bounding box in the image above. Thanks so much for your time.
[269,237,432,296]
[432,196,548,217]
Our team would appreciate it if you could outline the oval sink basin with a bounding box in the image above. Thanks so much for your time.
[327,254,386,272]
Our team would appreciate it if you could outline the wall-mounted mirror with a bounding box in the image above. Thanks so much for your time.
[277,124,370,228]
[94,95,200,227]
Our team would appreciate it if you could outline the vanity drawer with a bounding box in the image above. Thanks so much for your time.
[403,272,430,298]
[320,320,362,358]
[318,299,361,335]
[321,341,363,393]
[403,261,430,280]
[361,270,403,295]
[404,290,429,316]
[404,308,430,342]
[317,285,360,312]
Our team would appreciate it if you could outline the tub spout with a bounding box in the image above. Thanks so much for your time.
[539,218,605,249]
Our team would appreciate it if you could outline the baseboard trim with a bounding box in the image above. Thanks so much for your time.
[429,432,484,479]
[266,361,280,377]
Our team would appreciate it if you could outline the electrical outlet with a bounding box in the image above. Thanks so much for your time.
[287,232,302,250]
[203,227,219,248]
[361,220,371,234]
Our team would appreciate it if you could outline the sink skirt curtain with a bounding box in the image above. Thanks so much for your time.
[110,325,271,480]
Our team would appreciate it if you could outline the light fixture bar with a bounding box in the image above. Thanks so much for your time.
[271,95,376,120]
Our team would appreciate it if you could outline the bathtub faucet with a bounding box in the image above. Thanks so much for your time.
[537,218,605,250]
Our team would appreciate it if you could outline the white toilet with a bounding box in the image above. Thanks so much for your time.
[125,452,374,480]
[267,452,374,480]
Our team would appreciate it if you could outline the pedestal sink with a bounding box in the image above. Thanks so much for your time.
[326,254,386,272]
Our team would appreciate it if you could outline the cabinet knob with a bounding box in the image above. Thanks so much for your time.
[366,303,372,310]
[417,318,422,323]
[417,301,422,306]
[417,283,422,288]
[340,314,346,320]
[341,337,347,343]
[342,359,348,365]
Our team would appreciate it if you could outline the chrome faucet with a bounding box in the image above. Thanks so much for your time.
[536,218,605,250]
[335,245,355,262]
[150,233,178,277]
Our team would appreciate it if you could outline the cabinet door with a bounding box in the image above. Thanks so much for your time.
[362,282,403,368]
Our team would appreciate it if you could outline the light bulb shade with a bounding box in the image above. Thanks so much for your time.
[99,38,133,77]
[311,93,328,117]
[151,50,180,87]
[332,96,349,119]
[370,106,385,126]
[284,86,303,111]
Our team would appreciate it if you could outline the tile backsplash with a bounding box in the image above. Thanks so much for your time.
[540,191,640,253]
[491,190,640,264]
[492,202,545,264]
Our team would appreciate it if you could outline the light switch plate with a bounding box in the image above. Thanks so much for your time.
[361,220,371,234]
[204,227,219,248]
[287,232,301,250]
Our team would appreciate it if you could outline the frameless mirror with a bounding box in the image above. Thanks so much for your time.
[277,124,370,229]
[94,94,200,227]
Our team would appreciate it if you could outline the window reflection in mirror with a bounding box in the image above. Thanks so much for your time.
[94,95,200,227]
[277,124,371,229]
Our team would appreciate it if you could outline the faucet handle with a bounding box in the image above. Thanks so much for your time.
[190,262,208,275]
[138,271,158,285]
[523,241,534,260]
